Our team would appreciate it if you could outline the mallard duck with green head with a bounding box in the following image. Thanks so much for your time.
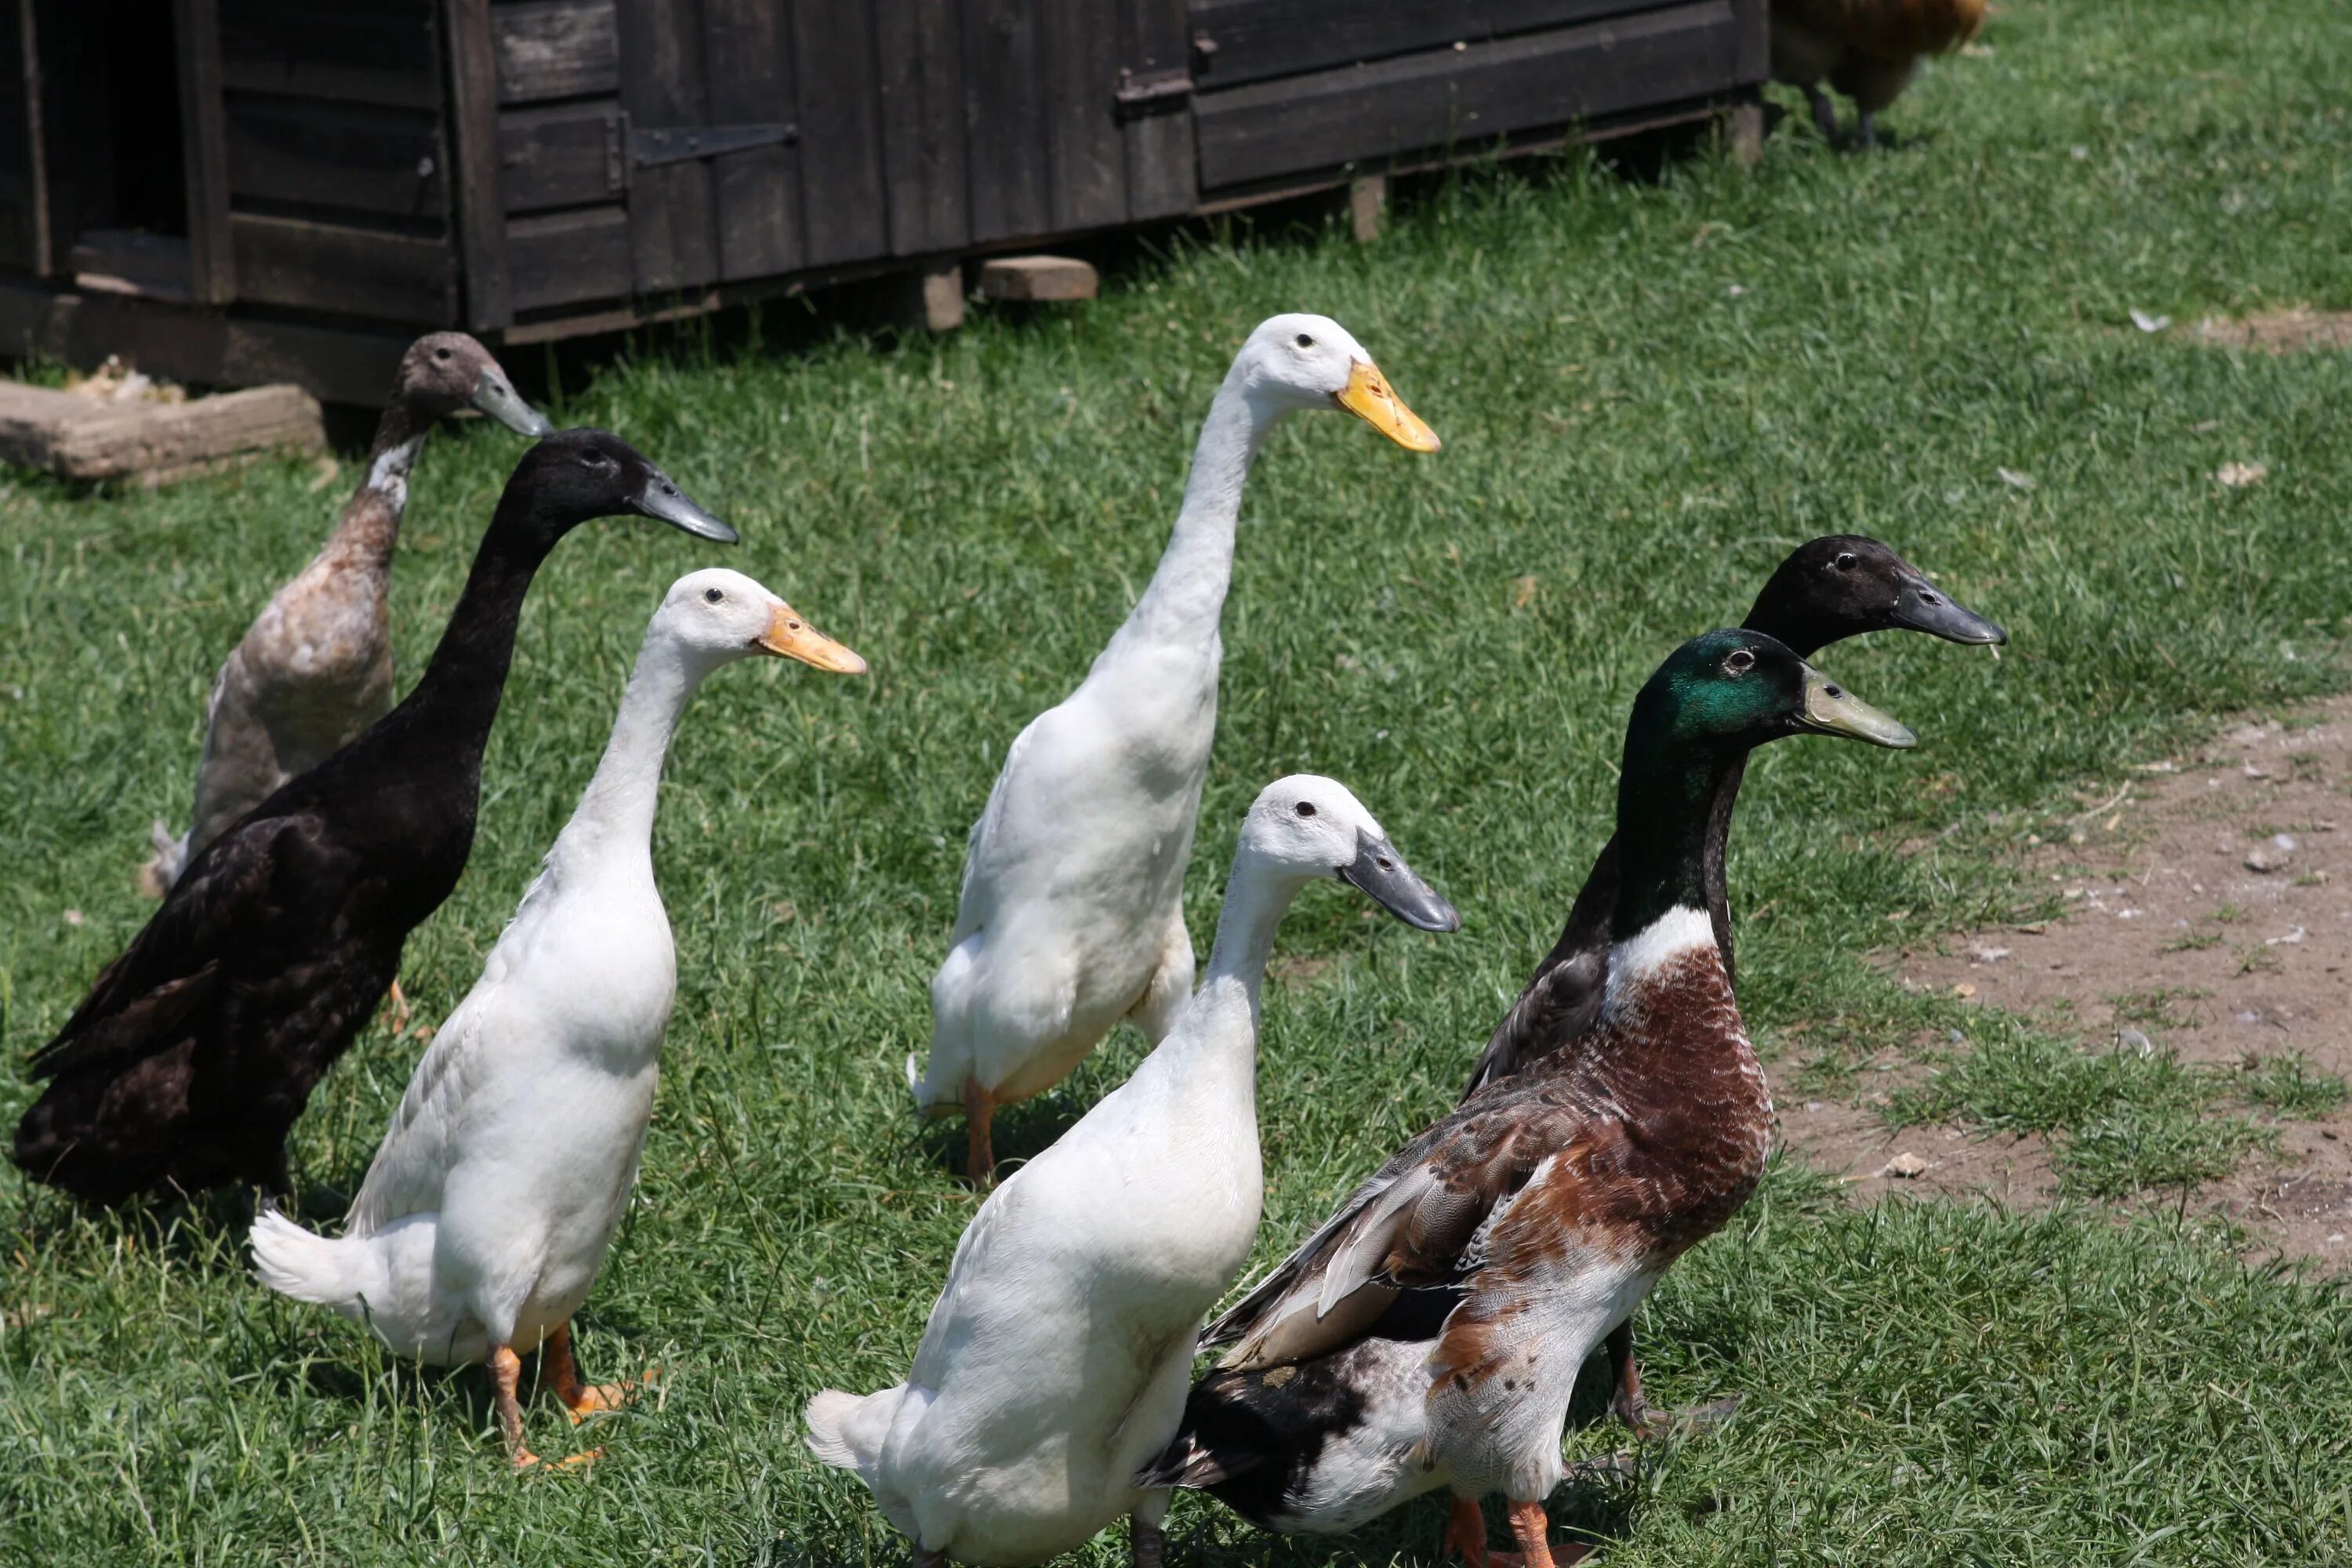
[1142,630,1916,1566]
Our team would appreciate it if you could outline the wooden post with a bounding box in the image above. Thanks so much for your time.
[1728,93,1764,169]
[443,0,514,331]
[172,0,235,303]
[895,257,965,332]
[1348,173,1385,242]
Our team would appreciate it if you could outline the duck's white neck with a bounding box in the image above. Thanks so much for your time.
[1116,367,1282,648]
[1148,861,1303,1087]
[553,634,713,865]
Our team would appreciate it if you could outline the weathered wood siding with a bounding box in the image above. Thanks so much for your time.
[217,0,458,321]
[6,0,1763,384]
[1188,0,1763,191]
[488,0,1196,318]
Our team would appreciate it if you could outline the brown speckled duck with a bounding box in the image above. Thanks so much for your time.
[143,332,552,897]
[1142,630,1916,1567]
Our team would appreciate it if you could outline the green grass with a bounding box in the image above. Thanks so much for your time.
[6,0,2352,1560]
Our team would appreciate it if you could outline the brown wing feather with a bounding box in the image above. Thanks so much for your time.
[1214,1079,1608,1371]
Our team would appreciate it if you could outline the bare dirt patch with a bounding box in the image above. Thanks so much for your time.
[1779,1094,2060,1207]
[2190,307,2352,353]
[1793,700,2352,1264]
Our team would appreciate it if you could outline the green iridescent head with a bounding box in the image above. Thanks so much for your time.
[1609,630,1915,937]
[1628,629,1916,754]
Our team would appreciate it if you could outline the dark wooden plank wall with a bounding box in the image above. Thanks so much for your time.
[704,0,801,281]
[1185,0,1662,89]
[791,3,887,266]
[216,0,458,321]
[1193,0,1746,191]
[0,0,40,274]
[489,0,1196,316]
[1118,0,1197,221]
[873,0,964,256]
[489,0,628,311]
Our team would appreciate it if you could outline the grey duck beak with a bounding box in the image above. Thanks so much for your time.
[470,370,557,438]
[1798,665,1917,749]
[1336,830,1461,933]
[1888,575,2005,645]
[630,466,739,543]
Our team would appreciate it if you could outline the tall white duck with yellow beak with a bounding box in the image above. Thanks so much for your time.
[252,567,864,1468]
[909,314,1439,1182]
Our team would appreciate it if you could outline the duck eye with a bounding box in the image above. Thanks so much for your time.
[1725,649,1755,675]
[1295,333,1314,348]
[1294,801,1316,818]
[434,347,452,361]
[1835,553,1857,571]
[703,587,724,604]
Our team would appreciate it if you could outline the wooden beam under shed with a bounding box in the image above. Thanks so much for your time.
[0,379,322,485]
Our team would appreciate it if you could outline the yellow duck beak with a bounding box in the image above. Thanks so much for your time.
[1334,359,1441,452]
[757,602,867,673]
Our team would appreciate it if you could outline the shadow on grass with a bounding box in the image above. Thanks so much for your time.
[911,1094,1089,1186]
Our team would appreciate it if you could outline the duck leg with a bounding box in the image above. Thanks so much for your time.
[1131,1496,1170,1568]
[1606,1322,1664,1439]
[1804,84,1841,143]
[964,1077,996,1187]
[1605,1321,1742,1439]
[1494,1498,1593,1568]
[543,1320,657,1422]
[1855,109,1879,151]
[490,1343,596,1469]
[1443,1494,1494,1566]
[385,978,413,1036]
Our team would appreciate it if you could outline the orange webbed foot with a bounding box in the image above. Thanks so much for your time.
[511,1445,603,1472]
[561,1368,661,1425]
[542,1321,659,1425]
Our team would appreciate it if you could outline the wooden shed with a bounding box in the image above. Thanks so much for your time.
[1,0,1764,404]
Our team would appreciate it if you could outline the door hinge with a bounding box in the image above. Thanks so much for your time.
[1113,67,1192,114]
[630,121,800,169]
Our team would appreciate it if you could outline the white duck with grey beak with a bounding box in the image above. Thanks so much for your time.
[909,314,1441,1184]
[810,774,1459,1568]
[252,567,864,1468]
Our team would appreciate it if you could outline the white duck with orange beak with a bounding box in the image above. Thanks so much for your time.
[252,568,864,1468]
[909,314,1440,1183]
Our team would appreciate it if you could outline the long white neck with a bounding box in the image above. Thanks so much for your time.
[1112,365,1280,650]
[550,633,712,870]
[1142,860,1302,1094]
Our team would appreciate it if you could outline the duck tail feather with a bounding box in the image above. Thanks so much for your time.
[804,1386,902,1482]
[249,1203,370,1309]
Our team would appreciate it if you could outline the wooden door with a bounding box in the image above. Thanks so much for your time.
[958,0,1196,246]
